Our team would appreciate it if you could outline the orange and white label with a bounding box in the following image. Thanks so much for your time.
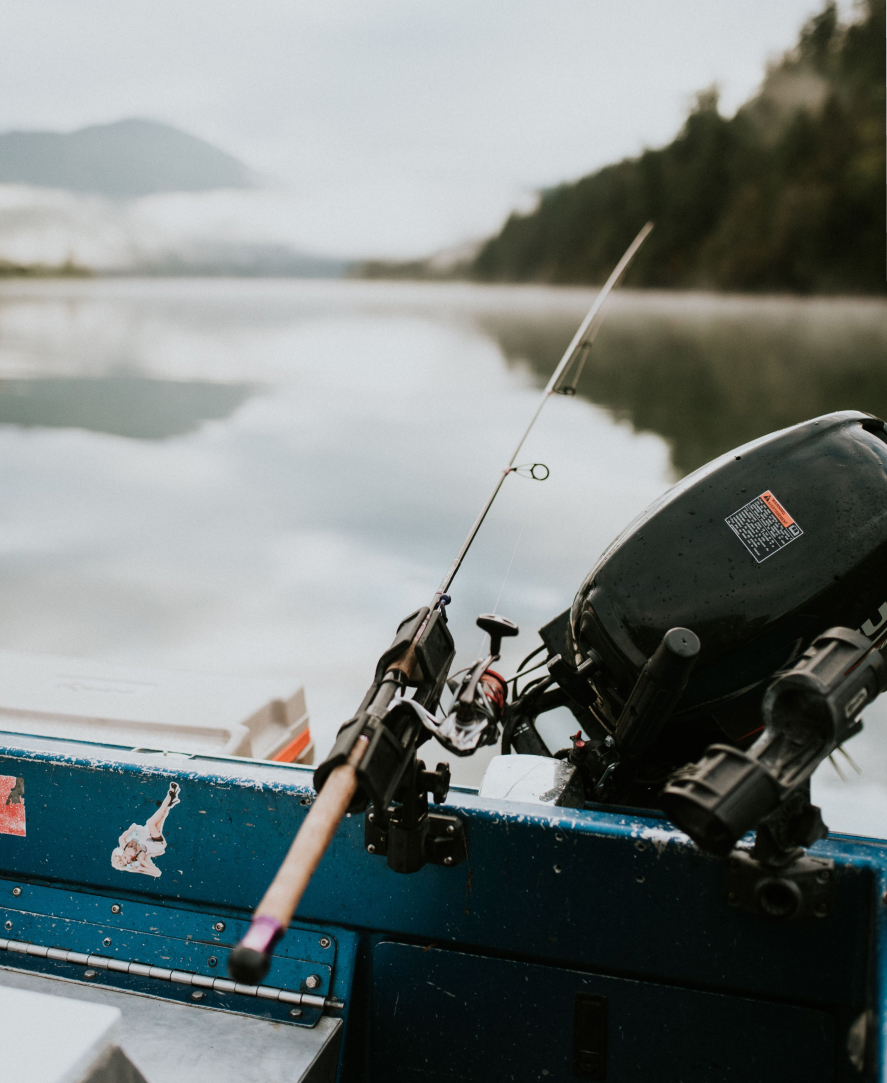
[725,490,803,563]
[760,490,795,528]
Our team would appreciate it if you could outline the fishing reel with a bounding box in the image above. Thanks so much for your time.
[315,608,519,876]
[422,614,518,756]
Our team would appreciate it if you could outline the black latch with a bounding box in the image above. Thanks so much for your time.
[547,654,599,708]
[574,994,607,1080]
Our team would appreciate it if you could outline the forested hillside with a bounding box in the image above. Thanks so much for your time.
[473,1,885,293]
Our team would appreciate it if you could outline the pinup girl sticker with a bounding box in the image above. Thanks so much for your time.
[111,782,181,878]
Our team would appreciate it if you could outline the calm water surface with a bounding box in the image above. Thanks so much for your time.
[0,278,885,834]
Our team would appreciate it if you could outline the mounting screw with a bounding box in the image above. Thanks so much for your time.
[289,1008,303,1018]
[84,969,97,980]
[636,875,645,884]
[814,903,829,918]
[110,904,121,914]
[213,921,225,932]
[553,865,562,874]
[445,824,455,835]
[305,974,321,990]
[368,812,374,822]
[207,956,218,968]
[555,833,564,843]
[816,869,830,883]
[634,841,646,852]
[319,937,331,949]
[443,856,454,866]
[11,887,21,897]
[102,937,112,947]
[191,990,206,1001]
[4,920,11,930]
[366,844,376,854]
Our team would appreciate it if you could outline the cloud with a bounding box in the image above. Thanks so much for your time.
[0,0,848,258]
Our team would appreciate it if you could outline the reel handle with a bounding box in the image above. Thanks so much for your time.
[456,614,519,717]
[476,613,519,660]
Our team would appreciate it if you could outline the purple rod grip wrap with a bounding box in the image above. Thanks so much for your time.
[240,915,283,955]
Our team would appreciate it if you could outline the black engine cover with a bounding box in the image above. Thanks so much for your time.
[572,411,887,741]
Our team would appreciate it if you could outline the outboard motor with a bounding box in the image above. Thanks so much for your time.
[508,411,887,891]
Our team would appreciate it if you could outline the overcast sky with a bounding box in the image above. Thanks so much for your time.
[0,1,853,258]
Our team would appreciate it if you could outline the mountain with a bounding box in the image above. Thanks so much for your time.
[0,118,252,197]
[471,1,885,294]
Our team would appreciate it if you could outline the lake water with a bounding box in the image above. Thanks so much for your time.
[0,277,885,835]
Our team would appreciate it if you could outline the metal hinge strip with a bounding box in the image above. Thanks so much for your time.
[0,936,344,1010]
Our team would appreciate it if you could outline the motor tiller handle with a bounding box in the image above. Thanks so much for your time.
[228,653,417,985]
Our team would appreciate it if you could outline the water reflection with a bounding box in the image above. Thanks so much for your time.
[0,376,253,439]
[480,293,887,475]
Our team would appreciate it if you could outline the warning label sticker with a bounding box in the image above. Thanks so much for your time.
[725,490,803,563]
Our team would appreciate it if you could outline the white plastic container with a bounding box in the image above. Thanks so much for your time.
[0,650,313,763]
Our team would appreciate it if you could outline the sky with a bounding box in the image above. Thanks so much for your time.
[0,0,857,259]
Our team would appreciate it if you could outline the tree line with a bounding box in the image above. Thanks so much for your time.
[471,1,885,294]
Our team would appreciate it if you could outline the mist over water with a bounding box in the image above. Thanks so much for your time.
[481,290,887,476]
[0,277,884,833]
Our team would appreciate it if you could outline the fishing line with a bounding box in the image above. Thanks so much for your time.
[493,521,525,616]
[474,520,526,657]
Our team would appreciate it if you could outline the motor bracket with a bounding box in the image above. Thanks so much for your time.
[724,849,835,921]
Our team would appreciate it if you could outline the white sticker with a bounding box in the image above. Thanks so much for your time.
[111,782,181,878]
[725,490,803,563]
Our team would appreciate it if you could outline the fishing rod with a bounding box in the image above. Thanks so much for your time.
[229,222,654,984]
[435,220,654,601]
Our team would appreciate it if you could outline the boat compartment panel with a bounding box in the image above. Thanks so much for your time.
[371,941,836,1083]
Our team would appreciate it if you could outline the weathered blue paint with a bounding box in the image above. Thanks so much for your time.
[0,732,885,1082]
[0,880,337,1026]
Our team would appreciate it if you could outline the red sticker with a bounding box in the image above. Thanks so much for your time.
[760,490,795,528]
[0,775,25,837]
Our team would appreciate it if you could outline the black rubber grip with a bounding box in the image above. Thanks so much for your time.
[227,945,271,984]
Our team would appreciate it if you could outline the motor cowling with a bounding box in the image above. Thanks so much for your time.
[571,411,887,747]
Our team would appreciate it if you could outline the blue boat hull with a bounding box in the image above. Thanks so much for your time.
[0,732,884,1081]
